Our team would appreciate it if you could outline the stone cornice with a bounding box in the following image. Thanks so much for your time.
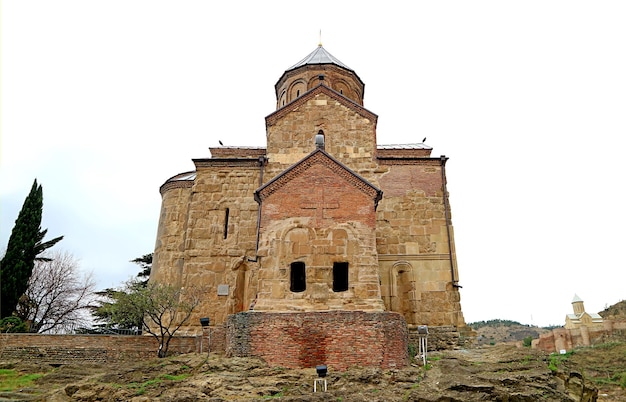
[265,84,377,127]
[159,180,193,195]
[376,148,432,158]
[377,254,452,261]
[193,158,262,168]
[376,157,444,166]
[208,147,266,158]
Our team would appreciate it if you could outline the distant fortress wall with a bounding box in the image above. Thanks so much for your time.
[534,320,626,353]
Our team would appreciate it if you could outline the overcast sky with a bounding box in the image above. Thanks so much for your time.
[1,1,625,327]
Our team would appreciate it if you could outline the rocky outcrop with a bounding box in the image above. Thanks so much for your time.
[2,344,608,401]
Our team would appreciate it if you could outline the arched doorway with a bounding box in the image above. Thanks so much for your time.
[389,261,419,324]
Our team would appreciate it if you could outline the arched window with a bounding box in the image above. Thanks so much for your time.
[290,261,306,292]
[333,262,349,292]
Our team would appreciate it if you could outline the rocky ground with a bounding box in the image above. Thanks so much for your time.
[1,341,624,401]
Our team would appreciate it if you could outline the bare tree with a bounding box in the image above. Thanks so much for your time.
[17,250,96,333]
[109,280,203,357]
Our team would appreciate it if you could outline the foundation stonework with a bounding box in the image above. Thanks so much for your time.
[150,45,469,367]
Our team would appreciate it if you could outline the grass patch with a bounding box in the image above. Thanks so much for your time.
[548,350,574,373]
[592,372,626,388]
[0,369,45,391]
[592,342,621,350]
[126,373,191,396]
[161,373,190,381]
[402,382,420,401]
[263,387,287,399]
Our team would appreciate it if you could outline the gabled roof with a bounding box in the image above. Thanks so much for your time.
[566,312,603,321]
[286,45,352,72]
[266,83,377,127]
[255,148,382,208]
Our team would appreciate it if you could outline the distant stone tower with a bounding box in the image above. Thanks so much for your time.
[150,45,469,368]
[572,294,585,315]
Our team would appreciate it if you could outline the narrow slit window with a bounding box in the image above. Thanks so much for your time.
[296,89,300,97]
[223,208,230,239]
[333,262,349,292]
[290,261,306,292]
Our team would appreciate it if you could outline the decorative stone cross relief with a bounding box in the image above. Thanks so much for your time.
[300,187,339,221]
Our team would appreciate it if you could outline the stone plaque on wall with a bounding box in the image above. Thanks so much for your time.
[217,284,229,296]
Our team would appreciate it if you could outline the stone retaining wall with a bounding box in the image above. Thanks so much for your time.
[0,333,203,363]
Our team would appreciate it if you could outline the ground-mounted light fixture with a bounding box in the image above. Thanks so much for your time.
[417,325,428,365]
[314,365,328,392]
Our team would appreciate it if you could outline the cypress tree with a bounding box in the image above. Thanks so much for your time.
[0,179,63,318]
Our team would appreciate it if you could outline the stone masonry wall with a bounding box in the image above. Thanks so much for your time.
[0,334,200,363]
[226,311,408,371]
[375,160,465,328]
[265,90,379,182]
[159,162,263,331]
[151,185,192,287]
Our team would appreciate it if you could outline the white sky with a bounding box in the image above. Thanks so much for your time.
[1,1,625,327]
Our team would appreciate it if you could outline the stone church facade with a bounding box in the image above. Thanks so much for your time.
[150,45,469,368]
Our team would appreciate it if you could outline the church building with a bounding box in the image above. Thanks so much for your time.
[150,44,469,369]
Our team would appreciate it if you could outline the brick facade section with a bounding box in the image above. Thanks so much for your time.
[225,311,408,371]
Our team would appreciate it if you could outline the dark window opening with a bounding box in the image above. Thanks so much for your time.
[223,208,229,239]
[290,261,306,292]
[333,262,349,292]
[296,89,300,97]
[340,89,343,94]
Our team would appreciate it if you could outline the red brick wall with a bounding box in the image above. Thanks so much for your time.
[261,163,377,229]
[378,163,442,199]
[226,311,408,371]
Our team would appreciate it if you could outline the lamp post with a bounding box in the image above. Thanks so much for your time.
[200,317,210,357]
[417,325,428,366]
[314,365,327,392]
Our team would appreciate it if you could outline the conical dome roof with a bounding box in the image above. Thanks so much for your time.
[275,44,365,108]
[286,45,352,71]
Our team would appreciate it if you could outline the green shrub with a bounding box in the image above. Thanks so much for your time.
[408,344,417,360]
[523,336,533,347]
[0,317,27,333]
[548,351,574,373]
